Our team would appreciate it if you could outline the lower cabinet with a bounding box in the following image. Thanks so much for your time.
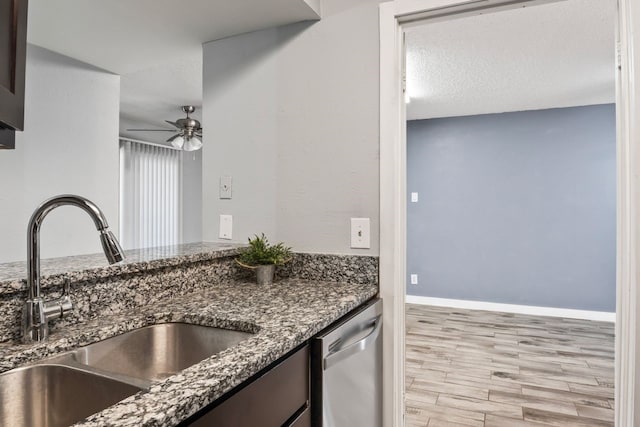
[288,406,311,426]
[184,344,309,427]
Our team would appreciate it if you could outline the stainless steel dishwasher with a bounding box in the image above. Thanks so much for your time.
[311,298,382,427]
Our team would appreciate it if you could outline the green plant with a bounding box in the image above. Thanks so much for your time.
[237,233,292,266]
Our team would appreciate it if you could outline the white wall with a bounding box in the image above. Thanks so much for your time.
[182,149,203,243]
[202,0,383,254]
[302,0,322,15]
[0,45,120,263]
[202,29,279,245]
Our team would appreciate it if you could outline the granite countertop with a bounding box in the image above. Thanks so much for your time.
[0,242,245,294]
[0,277,378,426]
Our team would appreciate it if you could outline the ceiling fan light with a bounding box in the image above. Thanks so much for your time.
[183,136,203,152]
[171,135,185,149]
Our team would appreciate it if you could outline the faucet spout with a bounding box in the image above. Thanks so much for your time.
[100,230,125,264]
[23,194,125,342]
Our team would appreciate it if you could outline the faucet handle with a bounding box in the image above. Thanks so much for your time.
[62,278,71,297]
[59,279,73,317]
[43,279,74,321]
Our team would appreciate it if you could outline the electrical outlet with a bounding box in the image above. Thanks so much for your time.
[410,274,418,285]
[350,218,370,249]
[219,215,232,240]
[411,192,419,203]
[220,176,232,199]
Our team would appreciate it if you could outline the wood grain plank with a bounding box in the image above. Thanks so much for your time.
[405,304,614,426]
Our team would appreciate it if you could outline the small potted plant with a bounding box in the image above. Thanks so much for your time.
[236,233,292,285]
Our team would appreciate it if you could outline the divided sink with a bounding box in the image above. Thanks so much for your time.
[0,364,141,427]
[1,322,254,427]
[72,322,254,381]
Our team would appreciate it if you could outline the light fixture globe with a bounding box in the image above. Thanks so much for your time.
[183,136,202,152]
[171,135,185,149]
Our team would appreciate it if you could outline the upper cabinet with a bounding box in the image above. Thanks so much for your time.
[0,0,27,149]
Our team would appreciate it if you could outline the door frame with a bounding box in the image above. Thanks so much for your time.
[379,0,638,426]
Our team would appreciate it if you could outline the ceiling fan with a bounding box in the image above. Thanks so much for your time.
[127,105,203,151]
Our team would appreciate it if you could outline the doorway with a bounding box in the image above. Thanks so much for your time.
[404,2,617,424]
[379,0,638,426]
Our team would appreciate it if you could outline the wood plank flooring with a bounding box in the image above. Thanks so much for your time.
[405,304,615,427]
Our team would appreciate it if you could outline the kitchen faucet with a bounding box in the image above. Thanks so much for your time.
[22,195,125,343]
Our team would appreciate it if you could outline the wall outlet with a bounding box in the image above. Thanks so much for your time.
[411,192,419,203]
[410,274,418,285]
[220,176,232,199]
[219,214,232,239]
[350,218,370,249]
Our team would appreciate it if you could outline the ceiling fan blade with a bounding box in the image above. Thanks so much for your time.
[127,128,176,132]
[165,120,180,128]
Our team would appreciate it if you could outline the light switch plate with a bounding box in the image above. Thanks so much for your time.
[219,214,232,240]
[220,176,232,199]
[411,192,419,203]
[350,218,370,249]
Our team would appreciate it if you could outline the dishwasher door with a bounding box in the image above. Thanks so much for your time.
[311,298,382,427]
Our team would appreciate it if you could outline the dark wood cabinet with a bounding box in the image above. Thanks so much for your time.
[184,344,310,427]
[0,0,28,149]
[287,406,311,427]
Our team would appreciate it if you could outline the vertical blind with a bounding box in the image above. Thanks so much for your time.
[119,139,182,250]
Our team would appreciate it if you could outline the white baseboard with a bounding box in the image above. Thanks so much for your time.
[405,295,616,322]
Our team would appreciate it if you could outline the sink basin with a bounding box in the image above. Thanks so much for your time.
[73,323,253,381]
[0,364,141,427]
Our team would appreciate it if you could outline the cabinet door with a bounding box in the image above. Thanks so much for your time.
[287,407,311,427]
[187,345,309,427]
[0,0,28,149]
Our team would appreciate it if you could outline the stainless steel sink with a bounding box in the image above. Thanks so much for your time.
[0,322,253,425]
[0,364,141,427]
[72,322,253,381]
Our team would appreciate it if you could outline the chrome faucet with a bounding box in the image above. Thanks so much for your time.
[23,195,125,343]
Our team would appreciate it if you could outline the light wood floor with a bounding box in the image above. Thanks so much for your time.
[405,304,615,427]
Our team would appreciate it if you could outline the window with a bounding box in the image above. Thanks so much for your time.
[119,138,182,249]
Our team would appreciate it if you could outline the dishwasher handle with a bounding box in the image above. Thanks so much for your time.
[323,315,382,370]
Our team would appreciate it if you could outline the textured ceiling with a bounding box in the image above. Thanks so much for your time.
[405,0,616,121]
[27,0,320,144]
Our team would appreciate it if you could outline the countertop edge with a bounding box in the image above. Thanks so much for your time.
[0,243,244,294]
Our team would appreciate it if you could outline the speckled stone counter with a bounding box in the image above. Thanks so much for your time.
[0,279,378,426]
[0,242,379,426]
[0,242,244,294]
[0,243,377,343]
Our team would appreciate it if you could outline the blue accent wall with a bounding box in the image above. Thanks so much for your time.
[407,104,616,312]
